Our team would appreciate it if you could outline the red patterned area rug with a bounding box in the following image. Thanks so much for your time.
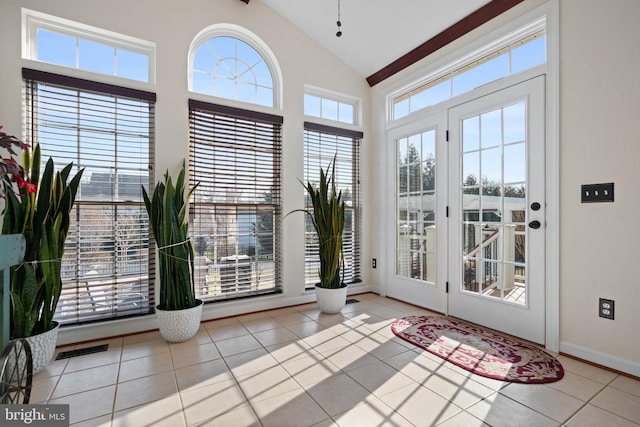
[391,315,564,384]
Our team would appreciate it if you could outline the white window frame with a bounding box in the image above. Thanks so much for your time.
[304,84,361,126]
[21,8,156,84]
[388,16,546,122]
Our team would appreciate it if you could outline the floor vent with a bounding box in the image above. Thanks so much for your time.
[56,344,109,360]
[346,298,360,304]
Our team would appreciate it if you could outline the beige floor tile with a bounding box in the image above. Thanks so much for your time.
[353,334,411,360]
[499,382,584,423]
[237,365,303,403]
[112,395,184,427]
[121,338,170,361]
[590,386,640,423]
[557,355,619,384]
[35,356,68,378]
[252,326,299,347]
[281,354,341,386]
[171,342,221,369]
[114,371,178,412]
[466,392,557,427]
[546,370,607,401]
[346,359,415,397]
[421,366,495,409]
[168,327,213,351]
[49,385,116,425]
[205,318,251,341]
[303,330,351,354]
[223,348,279,377]
[214,334,262,357]
[319,343,378,372]
[566,403,639,427]
[180,379,251,426]
[29,374,60,403]
[52,363,119,398]
[118,352,173,382]
[175,358,234,392]
[379,382,462,426]
[435,410,490,427]
[64,346,122,373]
[285,320,327,338]
[611,375,640,398]
[250,388,330,427]
[70,414,112,427]
[265,340,318,364]
[240,316,283,333]
[303,373,373,417]
[382,349,447,382]
[269,311,314,326]
[190,405,260,426]
[333,395,414,427]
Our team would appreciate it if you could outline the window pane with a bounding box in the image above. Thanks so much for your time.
[25,74,155,325]
[79,39,115,75]
[512,34,546,74]
[304,126,361,287]
[37,29,76,67]
[189,101,282,300]
[304,94,321,117]
[117,49,149,82]
[453,53,509,96]
[192,36,274,107]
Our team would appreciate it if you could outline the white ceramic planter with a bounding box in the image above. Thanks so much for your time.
[156,299,203,343]
[24,322,60,375]
[315,284,348,314]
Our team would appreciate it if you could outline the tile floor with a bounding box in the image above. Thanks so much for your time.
[30,293,640,426]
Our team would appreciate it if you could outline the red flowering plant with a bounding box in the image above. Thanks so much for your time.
[0,126,36,197]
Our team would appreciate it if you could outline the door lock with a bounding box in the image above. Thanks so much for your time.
[528,220,541,229]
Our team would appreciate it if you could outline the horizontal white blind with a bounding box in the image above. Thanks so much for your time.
[304,122,362,288]
[189,100,282,301]
[23,68,155,325]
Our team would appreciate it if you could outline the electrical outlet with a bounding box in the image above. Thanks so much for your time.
[599,298,614,320]
[372,258,377,269]
[581,183,614,203]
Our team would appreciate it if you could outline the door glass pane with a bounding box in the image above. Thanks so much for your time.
[397,129,437,283]
[460,101,527,305]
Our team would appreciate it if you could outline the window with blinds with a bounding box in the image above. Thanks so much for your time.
[23,68,155,325]
[189,100,282,300]
[304,122,362,288]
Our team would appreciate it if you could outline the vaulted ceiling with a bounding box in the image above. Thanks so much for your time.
[260,0,511,85]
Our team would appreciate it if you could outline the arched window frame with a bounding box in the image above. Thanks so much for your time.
[188,24,283,109]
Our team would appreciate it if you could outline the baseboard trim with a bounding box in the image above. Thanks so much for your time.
[560,341,640,377]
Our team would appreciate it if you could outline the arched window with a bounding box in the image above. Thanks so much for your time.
[189,25,280,108]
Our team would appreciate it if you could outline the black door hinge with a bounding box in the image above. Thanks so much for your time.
[445,130,449,142]
[446,206,449,217]
[446,281,449,293]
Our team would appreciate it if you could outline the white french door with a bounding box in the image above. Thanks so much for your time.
[386,113,448,313]
[448,76,546,344]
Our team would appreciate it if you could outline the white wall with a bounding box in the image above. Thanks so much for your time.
[558,0,640,370]
[369,0,640,376]
[0,0,372,344]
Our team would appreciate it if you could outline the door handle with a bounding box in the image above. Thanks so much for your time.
[528,220,541,229]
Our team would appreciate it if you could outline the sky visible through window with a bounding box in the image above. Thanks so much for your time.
[394,33,545,120]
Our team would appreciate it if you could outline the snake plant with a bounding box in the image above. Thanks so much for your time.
[142,162,199,311]
[2,143,84,338]
[293,156,345,289]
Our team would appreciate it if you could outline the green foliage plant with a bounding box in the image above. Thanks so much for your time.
[2,144,84,338]
[142,162,199,311]
[289,156,345,289]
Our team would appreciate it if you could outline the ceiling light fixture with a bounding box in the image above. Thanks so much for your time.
[336,0,342,37]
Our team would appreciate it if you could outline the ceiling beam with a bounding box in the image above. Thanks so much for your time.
[366,0,525,87]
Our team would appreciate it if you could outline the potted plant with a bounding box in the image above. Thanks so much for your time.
[291,156,347,314]
[142,161,202,342]
[1,135,83,374]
